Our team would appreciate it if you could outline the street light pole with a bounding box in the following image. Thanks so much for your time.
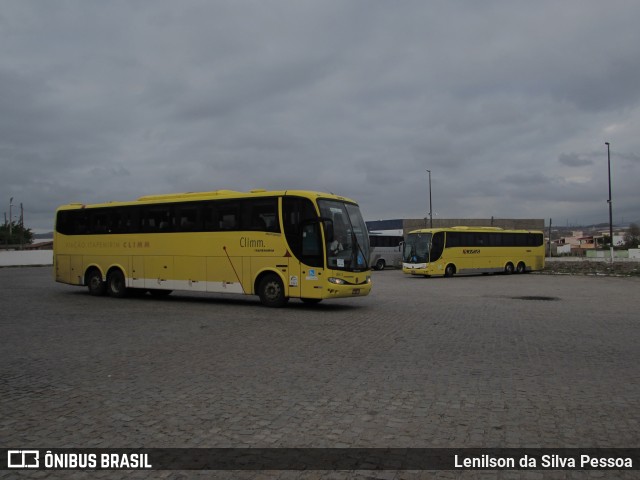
[426,170,433,228]
[9,197,13,239]
[606,142,613,264]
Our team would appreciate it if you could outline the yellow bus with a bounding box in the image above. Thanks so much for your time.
[402,226,545,277]
[54,189,372,307]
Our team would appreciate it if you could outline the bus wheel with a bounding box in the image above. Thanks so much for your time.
[375,259,386,270]
[106,269,127,298]
[516,262,526,274]
[444,264,456,277]
[258,273,289,308]
[86,268,106,296]
[504,263,515,275]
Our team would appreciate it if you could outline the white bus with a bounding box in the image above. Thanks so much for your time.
[369,230,403,270]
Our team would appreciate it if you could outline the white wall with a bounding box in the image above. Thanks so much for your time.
[0,250,53,266]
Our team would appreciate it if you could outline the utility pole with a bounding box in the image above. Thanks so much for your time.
[426,169,433,228]
[606,142,613,264]
[9,197,13,240]
[20,203,24,247]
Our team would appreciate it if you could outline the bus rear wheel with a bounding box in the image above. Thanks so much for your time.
[504,263,515,275]
[106,269,127,298]
[86,268,106,296]
[516,262,526,274]
[374,259,386,270]
[258,273,289,308]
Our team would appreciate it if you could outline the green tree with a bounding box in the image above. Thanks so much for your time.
[0,221,33,245]
[624,223,640,248]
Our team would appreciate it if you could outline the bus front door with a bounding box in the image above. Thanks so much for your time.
[298,222,324,300]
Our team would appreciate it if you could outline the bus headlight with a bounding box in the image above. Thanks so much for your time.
[366,275,372,284]
[328,277,346,285]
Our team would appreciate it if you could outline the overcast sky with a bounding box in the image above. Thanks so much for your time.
[2,0,640,232]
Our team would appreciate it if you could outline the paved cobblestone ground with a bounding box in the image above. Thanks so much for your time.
[543,259,640,276]
[1,267,639,479]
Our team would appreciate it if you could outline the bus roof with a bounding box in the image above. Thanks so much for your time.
[369,229,404,237]
[56,189,358,210]
[407,226,544,235]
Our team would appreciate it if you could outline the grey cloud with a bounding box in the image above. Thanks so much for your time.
[559,153,594,167]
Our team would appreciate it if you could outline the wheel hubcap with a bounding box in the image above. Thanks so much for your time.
[266,282,280,300]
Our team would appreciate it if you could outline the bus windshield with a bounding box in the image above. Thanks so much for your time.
[403,232,431,263]
[318,199,370,272]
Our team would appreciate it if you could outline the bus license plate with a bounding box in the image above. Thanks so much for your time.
[352,288,361,295]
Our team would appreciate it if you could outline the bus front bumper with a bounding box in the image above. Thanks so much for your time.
[402,263,428,275]
[325,275,372,298]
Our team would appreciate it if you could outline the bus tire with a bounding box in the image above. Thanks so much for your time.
[444,264,456,277]
[516,262,526,274]
[106,268,127,298]
[257,273,289,308]
[374,259,386,270]
[86,268,106,296]
[504,263,515,275]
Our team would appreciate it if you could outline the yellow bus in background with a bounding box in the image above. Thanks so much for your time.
[54,189,372,307]
[402,226,545,277]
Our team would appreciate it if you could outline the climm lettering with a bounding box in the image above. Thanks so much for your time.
[123,241,150,249]
[240,237,265,248]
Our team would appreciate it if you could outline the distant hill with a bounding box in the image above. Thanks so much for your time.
[33,232,54,239]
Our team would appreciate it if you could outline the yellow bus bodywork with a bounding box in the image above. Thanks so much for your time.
[54,190,372,302]
[402,227,545,277]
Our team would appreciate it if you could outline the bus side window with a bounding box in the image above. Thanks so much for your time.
[90,210,109,234]
[56,210,75,235]
[241,198,280,232]
[203,203,218,231]
[220,214,237,230]
[218,203,239,231]
[534,233,544,246]
[431,231,445,261]
[140,207,173,232]
[175,205,199,232]
[447,232,459,248]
